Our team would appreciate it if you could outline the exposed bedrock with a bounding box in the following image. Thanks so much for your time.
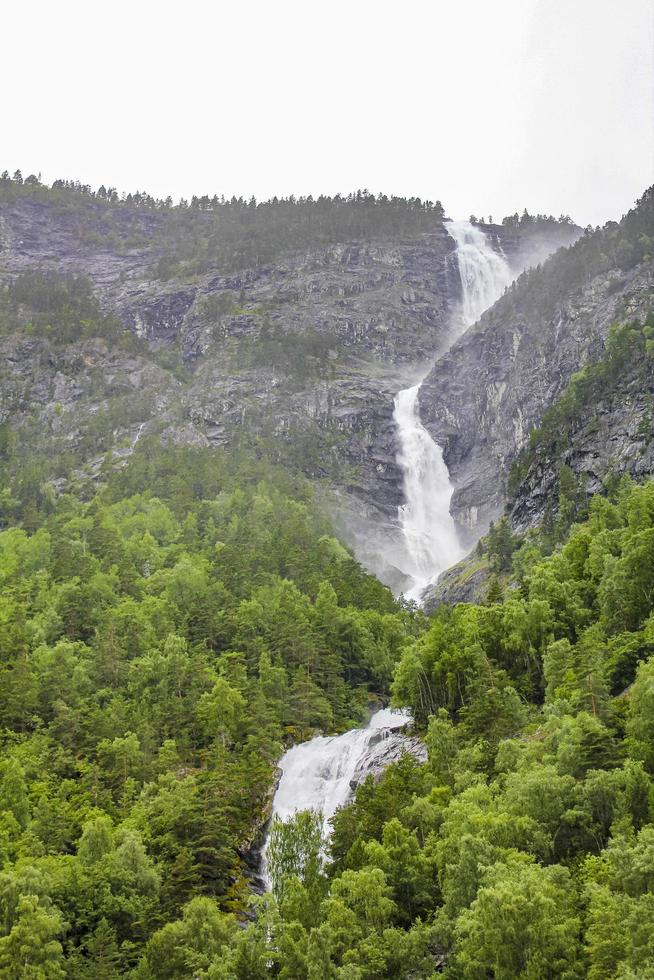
[0,192,586,587]
[420,259,654,546]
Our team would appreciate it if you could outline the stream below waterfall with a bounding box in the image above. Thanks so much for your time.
[393,220,514,603]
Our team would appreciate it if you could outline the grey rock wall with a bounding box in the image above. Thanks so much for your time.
[0,193,585,586]
[420,259,654,544]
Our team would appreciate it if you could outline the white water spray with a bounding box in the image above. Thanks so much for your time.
[268,708,411,838]
[393,386,462,601]
[262,708,413,885]
[393,221,513,602]
[446,220,514,329]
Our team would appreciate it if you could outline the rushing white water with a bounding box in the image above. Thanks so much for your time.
[392,221,513,602]
[262,708,412,883]
[446,219,514,329]
[393,386,463,601]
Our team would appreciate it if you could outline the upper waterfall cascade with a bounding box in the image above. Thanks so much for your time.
[393,221,514,602]
[446,219,515,328]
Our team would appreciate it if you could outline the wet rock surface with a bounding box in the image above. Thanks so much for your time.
[349,730,427,790]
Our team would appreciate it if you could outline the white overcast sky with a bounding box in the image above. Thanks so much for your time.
[3,0,653,226]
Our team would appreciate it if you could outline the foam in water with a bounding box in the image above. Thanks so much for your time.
[392,221,513,602]
[393,385,462,601]
[446,219,514,328]
[262,708,411,885]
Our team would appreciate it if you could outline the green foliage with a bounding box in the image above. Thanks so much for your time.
[452,861,583,978]
[2,451,654,978]
[136,897,235,978]
[501,209,576,232]
[266,810,326,908]
[626,657,654,773]
[0,441,415,973]
[304,477,654,977]
[0,271,142,350]
[0,893,66,979]
[484,516,519,571]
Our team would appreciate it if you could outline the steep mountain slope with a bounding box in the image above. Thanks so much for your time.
[0,201,463,535]
[509,315,654,531]
[0,177,580,587]
[4,180,654,978]
[420,186,654,542]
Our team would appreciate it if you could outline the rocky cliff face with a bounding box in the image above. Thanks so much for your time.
[420,192,654,546]
[0,332,179,482]
[509,324,654,532]
[125,229,466,553]
[0,188,585,586]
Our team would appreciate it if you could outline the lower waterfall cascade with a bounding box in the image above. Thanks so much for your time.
[262,708,415,886]
[393,220,514,602]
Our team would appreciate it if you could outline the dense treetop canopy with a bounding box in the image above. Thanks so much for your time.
[1,418,654,975]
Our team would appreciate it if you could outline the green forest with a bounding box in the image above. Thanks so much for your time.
[232,476,654,979]
[1,430,654,975]
[1,173,653,977]
[0,441,420,977]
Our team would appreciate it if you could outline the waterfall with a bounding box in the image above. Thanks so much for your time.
[446,219,514,328]
[262,708,414,885]
[393,386,462,602]
[393,221,513,602]
[260,225,515,889]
